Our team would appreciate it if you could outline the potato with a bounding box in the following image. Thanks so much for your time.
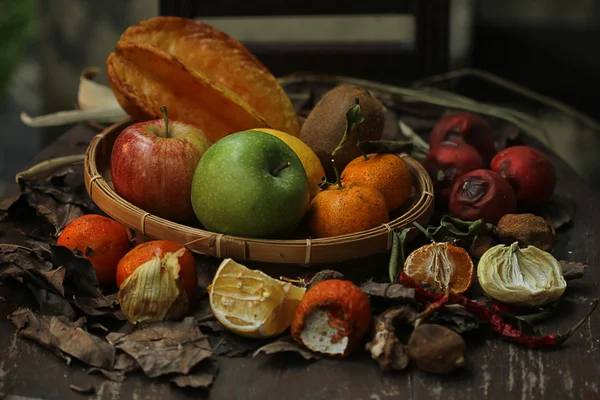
[117,16,300,136]
[106,42,269,142]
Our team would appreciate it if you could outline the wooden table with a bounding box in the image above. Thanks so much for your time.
[1,123,599,400]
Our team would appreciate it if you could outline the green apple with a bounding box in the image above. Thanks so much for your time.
[190,130,310,238]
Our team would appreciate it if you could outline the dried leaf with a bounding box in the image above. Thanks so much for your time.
[107,317,212,378]
[73,295,124,319]
[560,260,587,281]
[69,384,96,395]
[0,244,53,280]
[253,336,320,360]
[20,68,127,127]
[170,361,219,389]
[199,320,264,357]
[26,284,76,320]
[113,352,139,373]
[361,281,416,303]
[424,304,480,334]
[15,167,103,235]
[78,67,124,111]
[365,306,417,371]
[10,308,116,369]
[50,245,101,297]
[40,267,67,296]
[543,191,576,230]
[88,368,126,382]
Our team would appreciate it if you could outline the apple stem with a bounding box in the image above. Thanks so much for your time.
[272,162,291,176]
[160,105,169,138]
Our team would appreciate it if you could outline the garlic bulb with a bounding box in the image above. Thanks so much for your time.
[477,242,566,307]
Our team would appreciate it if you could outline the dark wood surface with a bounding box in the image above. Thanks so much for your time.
[1,123,600,400]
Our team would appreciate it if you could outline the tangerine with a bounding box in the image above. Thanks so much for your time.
[308,181,389,238]
[291,279,371,357]
[116,240,197,299]
[57,214,131,288]
[341,153,413,211]
[402,242,475,294]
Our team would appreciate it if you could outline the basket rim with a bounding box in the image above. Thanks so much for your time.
[84,119,435,264]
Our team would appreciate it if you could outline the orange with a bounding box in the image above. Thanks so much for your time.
[291,279,371,357]
[402,242,475,294]
[208,258,306,338]
[308,181,389,238]
[341,153,412,211]
[57,214,131,288]
[116,240,197,299]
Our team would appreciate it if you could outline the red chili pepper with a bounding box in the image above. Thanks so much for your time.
[399,272,598,348]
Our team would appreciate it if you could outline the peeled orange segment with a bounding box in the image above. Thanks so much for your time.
[403,242,475,294]
[117,16,301,136]
[106,41,270,143]
[209,258,305,338]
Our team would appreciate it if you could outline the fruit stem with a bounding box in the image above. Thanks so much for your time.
[332,96,365,158]
[331,159,344,190]
[352,97,369,161]
[160,105,169,138]
[279,276,307,287]
[272,162,291,176]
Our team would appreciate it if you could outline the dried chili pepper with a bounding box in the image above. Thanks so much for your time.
[398,272,598,348]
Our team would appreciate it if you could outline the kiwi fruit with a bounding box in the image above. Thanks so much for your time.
[299,84,385,180]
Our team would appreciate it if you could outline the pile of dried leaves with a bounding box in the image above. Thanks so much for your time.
[0,165,322,393]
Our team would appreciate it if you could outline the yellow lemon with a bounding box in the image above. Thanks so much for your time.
[252,128,325,200]
[208,258,305,338]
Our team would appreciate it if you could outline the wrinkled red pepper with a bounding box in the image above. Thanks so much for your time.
[399,272,598,348]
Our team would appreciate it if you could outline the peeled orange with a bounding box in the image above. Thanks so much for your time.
[402,242,475,294]
[208,258,306,338]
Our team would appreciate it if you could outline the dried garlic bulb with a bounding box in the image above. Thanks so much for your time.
[477,242,566,307]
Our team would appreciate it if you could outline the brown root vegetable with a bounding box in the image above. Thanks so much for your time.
[299,84,385,180]
[365,306,417,371]
[407,324,466,374]
[496,213,555,252]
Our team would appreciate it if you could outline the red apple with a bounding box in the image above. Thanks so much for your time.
[111,106,213,221]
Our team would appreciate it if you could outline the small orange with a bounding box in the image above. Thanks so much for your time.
[116,240,197,299]
[341,153,413,211]
[308,181,389,238]
[57,214,131,288]
[291,279,371,357]
[402,242,475,294]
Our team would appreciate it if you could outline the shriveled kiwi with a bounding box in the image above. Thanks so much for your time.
[299,84,385,180]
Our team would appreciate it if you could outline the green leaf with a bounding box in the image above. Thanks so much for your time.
[388,227,413,282]
[332,99,364,158]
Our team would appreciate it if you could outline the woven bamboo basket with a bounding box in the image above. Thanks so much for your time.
[84,119,434,266]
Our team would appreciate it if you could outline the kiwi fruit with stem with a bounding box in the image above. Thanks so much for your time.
[299,84,385,180]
